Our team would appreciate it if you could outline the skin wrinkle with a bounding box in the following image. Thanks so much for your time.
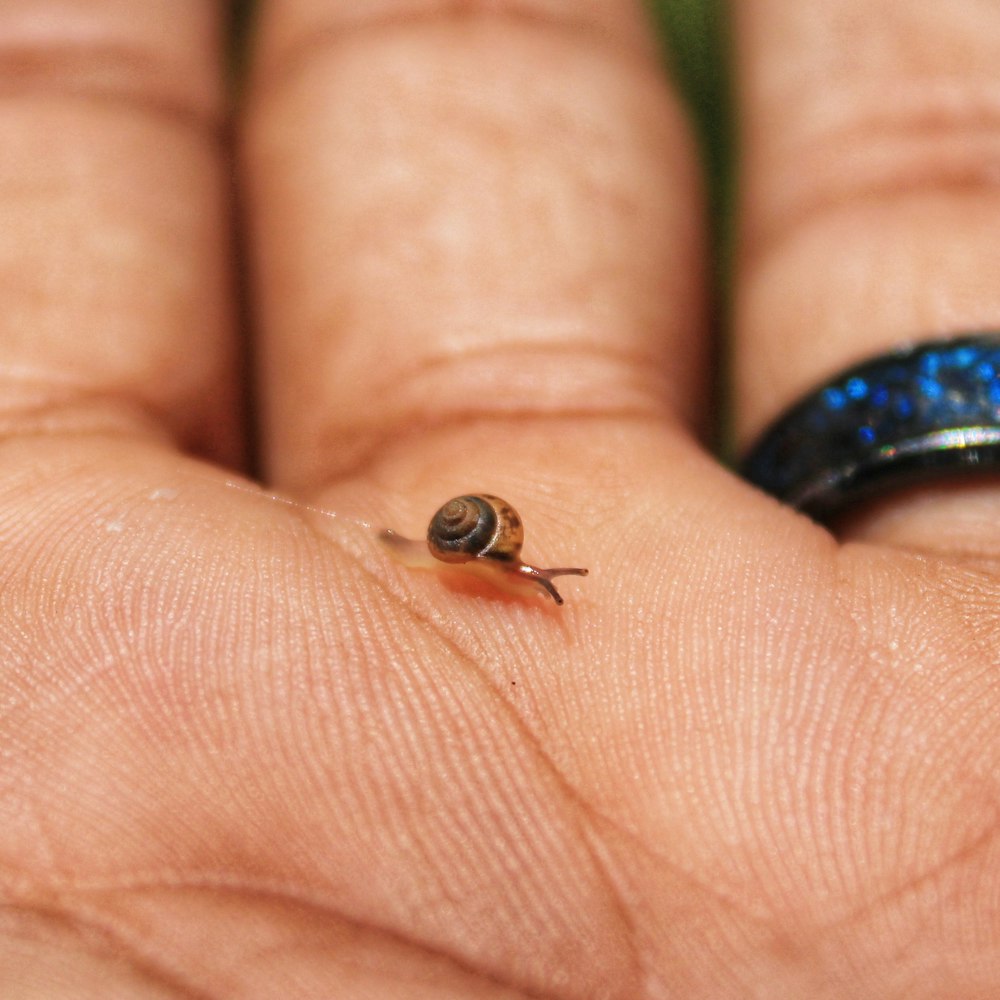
[743,97,1000,274]
[0,44,222,136]
[837,742,1000,935]
[576,817,761,995]
[821,811,1000,936]
[3,883,561,1000]
[848,513,1000,569]
[368,340,674,405]
[347,344,677,437]
[48,877,535,995]
[7,822,765,999]
[571,821,643,995]
[307,410,666,489]
[0,395,180,451]
[821,548,1000,922]
[575,809,814,988]
[943,568,1000,662]
[743,173,1000,272]
[254,2,663,92]
[0,900,212,1000]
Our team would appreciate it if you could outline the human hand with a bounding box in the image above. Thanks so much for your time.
[2,2,998,997]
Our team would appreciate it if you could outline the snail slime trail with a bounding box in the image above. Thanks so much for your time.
[218,480,374,532]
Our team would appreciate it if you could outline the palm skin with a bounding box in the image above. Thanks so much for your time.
[1,1,999,998]
[3,427,997,998]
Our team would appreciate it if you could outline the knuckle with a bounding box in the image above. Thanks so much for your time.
[0,4,222,131]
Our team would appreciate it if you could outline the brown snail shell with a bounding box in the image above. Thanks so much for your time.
[426,494,523,564]
[380,494,587,605]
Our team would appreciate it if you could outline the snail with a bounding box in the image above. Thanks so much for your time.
[378,494,588,605]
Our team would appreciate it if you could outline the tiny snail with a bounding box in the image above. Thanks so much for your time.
[378,494,588,605]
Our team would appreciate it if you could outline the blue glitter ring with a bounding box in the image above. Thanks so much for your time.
[741,334,1000,522]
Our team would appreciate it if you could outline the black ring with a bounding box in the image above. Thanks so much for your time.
[741,334,1000,522]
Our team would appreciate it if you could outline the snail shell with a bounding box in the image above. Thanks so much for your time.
[427,494,522,564]
[379,494,587,605]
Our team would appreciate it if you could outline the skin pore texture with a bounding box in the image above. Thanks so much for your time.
[0,1,998,998]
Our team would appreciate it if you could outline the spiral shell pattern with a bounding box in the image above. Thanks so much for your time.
[426,495,523,564]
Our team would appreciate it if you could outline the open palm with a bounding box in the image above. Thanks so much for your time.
[2,2,998,997]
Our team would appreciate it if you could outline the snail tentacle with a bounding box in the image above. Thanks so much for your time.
[515,564,590,605]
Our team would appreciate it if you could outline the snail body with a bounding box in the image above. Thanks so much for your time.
[380,494,587,605]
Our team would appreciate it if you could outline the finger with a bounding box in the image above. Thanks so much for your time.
[0,0,236,459]
[735,0,1000,553]
[246,0,707,493]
